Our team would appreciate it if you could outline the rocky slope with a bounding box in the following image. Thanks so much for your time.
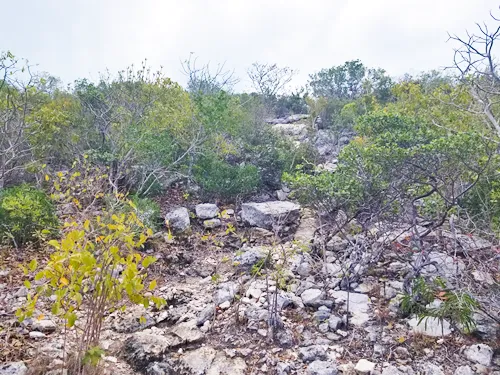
[1,198,499,375]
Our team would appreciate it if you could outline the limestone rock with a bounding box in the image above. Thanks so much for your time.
[123,332,180,370]
[307,360,338,375]
[32,319,57,333]
[272,123,308,141]
[215,282,237,305]
[170,321,204,344]
[299,345,328,363]
[417,363,444,375]
[203,218,221,228]
[464,344,493,367]
[165,207,190,232]
[234,246,269,268]
[295,209,318,245]
[241,201,300,231]
[330,291,371,326]
[315,130,337,157]
[275,329,294,348]
[0,362,27,375]
[408,317,452,337]
[355,359,376,374]
[381,365,402,375]
[328,315,343,331]
[454,366,474,375]
[196,304,215,326]
[301,289,323,307]
[147,346,246,375]
[195,203,219,219]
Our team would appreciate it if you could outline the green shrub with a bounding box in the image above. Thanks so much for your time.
[194,154,260,199]
[401,276,479,333]
[0,184,58,246]
[129,195,161,232]
[104,194,161,232]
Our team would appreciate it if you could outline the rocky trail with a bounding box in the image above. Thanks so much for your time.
[1,196,499,375]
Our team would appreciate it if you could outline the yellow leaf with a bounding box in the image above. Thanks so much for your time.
[45,174,50,181]
[59,277,69,286]
[83,220,90,231]
[47,239,60,249]
[37,314,45,321]
[148,280,157,291]
[397,336,406,343]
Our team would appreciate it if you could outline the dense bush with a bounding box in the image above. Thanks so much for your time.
[285,112,495,228]
[0,185,58,246]
[194,154,260,199]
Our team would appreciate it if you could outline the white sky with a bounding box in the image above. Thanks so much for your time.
[1,0,498,91]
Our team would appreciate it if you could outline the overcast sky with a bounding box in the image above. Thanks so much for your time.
[2,0,498,91]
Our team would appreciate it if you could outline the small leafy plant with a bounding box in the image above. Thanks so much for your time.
[0,184,58,247]
[401,276,479,334]
[18,202,165,374]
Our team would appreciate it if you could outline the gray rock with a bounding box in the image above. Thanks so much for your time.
[418,363,444,375]
[315,130,337,157]
[14,287,28,298]
[195,203,219,219]
[277,362,294,375]
[170,321,204,344]
[241,201,300,231]
[328,315,343,331]
[454,366,474,375]
[314,309,331,322]
[123,333,182,370]
[301,289,323,307]
[0,362,27,375]
[272,123,308,141]
[266,114,309,125]
[307,360,338,375]
[165,207,190,233]
[464,344,493,367]
[318,323,329,333]
[295,210,318,245]
[276,189,288,201]
[417,251,465,278]
[32,319,57,333]
[408,317,452,337]
[215,282,237,305]
[29,331,46,339]
[245,307,268,322]
[147,346,247,375]
[381,365,402,375]
[330,291,371,326]
[203,218,221,228]
[355,359,376,374]
[297,262,312,277]
[299,345,327,363]
[275,329,294,348]
[196,304,215,326]
[234,246,269,268]
[113,306,156,333]
[326,236,349,251]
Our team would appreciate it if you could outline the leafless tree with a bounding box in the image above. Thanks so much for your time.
[0,52,41,188]
[181,54,239,95]
[247,62,296,98]
[449,9,500,137]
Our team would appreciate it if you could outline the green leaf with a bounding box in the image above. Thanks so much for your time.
[67,312,77,327]
[24,280,31,289]
[148,280,157,291]
[28,259,38,272]
[142,256,157,268]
